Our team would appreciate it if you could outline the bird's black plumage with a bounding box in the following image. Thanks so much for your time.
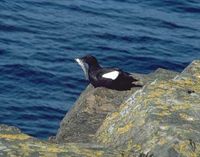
[75,55,141,91]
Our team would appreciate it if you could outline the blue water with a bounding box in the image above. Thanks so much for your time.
[0,0,200,139]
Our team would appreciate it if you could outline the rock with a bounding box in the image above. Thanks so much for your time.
[55,68,178,143]
[0,124,121,157]
[1,60,198,157]
[55,84,140,143]
[95,60,200,157]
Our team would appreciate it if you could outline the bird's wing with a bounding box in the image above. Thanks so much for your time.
[102,71,119,80]
[113,68,138,82]
[97,68,121,80]
[96,68,138,82]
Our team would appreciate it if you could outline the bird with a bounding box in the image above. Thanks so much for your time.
[75,55,142,91]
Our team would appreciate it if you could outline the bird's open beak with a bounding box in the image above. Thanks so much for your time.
[75,58,89,80]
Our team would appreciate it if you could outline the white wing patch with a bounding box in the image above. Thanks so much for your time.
[102,71,119,80]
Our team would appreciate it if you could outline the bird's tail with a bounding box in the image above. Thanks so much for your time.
[130,76,143,87]
[131,77,138,82]
[131,83,143,87]
[128,74,139,82]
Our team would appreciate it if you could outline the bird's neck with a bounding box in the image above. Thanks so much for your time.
[89,64,101,72]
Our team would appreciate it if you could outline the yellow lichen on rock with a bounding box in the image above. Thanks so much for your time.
[179,113,195,121]
[117,123,133,134]
[0,125,122,157]
[174,140,200,157]
[154,110,171,117]
[0,133,30,140]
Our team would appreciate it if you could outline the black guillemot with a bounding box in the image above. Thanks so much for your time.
[75,55,141,91]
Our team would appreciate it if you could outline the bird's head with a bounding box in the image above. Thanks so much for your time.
[75,55,100,80]
[79,55,99,66]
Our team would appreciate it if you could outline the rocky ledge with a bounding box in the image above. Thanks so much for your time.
[0,60,199,157]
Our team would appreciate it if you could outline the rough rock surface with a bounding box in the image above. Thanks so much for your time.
[55,68,178,143]
[0,124,121,157]
[95,60,200,157]
[0,60,199,157]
